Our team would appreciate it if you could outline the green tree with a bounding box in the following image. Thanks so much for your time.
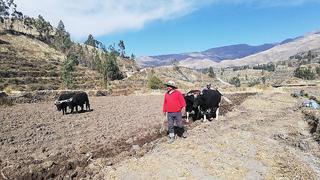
[130,53,135,61]
[53,20,73,52]
[23,16,35,34]
[108,43,120,57]
[118,40,125,57]
[35,15,52,43]
[0,0,9,19]
[0,0,9,26]
[0,0,23,29]
[307,50,312,63]
[67,52,79,65]
[61,54,78,88]
[104,54,123,81]
[84,34,97,47]
[268,63,275,71]
[208,66,215,78]
[172,59,180,71]
[57,20,65,32]
[220,69,224,76]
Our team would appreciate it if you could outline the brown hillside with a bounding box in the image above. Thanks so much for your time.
[0,33,104,91]
[113,66,229,94]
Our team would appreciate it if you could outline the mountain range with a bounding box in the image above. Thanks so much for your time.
[137,32,320,69]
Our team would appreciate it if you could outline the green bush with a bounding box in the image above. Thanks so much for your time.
[230,77,241,87]
[248,79,260,87]
[261,77,266,84]
[316,66,320,76]
[294,66,316,80]
[253,63,275,72]
[148,75,164,89]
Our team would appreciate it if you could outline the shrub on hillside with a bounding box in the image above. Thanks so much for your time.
[294,66,316,80]
[253,63,275,72]
[248,79,260,87]
[261,76,266,84]
[316,66,320,77]
[208,66,215,78]
[230,77,241,87]
[148,75,164,90]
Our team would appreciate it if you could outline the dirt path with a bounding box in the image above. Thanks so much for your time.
[96,91,320,179]
[216,76,233,87]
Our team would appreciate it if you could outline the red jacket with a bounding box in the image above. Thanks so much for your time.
[163,90,186,113]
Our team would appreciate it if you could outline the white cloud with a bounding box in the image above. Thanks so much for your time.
[15,0,213,39]
[14,0,320,39]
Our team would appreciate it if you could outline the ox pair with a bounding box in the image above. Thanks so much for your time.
[184,89,222,122]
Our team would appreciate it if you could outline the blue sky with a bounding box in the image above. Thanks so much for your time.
[99,1,320,56]
[16,0,320,56]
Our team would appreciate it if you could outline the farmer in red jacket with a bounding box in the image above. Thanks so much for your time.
[163,80,187,143]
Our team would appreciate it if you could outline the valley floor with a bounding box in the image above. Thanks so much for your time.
[0,92,245,179]
[100,91,320,179]
[1,90,320,179]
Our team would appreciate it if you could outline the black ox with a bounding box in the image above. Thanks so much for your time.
[54,91,90,115]
[184,89,222,122]
[184,90,201,122]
